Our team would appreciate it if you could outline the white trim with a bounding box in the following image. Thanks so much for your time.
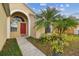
[10,9,31,36]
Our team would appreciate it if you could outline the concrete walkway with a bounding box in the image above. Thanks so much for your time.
[16,37,45,56]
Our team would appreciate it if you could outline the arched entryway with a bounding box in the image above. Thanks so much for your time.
[10,12,29,37]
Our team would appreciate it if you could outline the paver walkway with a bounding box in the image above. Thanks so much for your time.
[16,37,46,56]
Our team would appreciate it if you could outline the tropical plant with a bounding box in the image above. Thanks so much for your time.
[35,7,78,55]
[35,7,59,31]
[51,16,77,55]
[53,16,77,35]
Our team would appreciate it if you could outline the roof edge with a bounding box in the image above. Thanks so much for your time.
[23,3,36,15]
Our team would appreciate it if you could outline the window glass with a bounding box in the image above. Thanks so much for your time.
[10,16,21,32]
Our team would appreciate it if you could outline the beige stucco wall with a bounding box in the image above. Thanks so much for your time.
[0,4,7,51]
[9,3,34,15]
[29,14,36,37]
[36,28,45,38]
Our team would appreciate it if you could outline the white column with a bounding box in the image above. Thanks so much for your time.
[7,17,10,38]
[28,15,31,36]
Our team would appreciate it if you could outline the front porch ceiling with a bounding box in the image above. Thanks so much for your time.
[11,12,28,22]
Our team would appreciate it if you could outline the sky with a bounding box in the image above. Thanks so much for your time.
[27,3,79,18]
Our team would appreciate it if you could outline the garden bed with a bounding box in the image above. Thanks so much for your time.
[27,35,79,56]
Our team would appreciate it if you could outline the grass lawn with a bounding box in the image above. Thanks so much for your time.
[27,35,79,56]
[0,38,22,56]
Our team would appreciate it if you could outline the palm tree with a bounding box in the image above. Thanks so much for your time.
[35,7,60,32]
[51,16,77,55]
[35,7,78,55]
[53,16,77,35]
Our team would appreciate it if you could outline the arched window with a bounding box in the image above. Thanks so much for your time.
[10,16,24,32]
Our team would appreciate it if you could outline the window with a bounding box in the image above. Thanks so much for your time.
[10,16,21,32]
[11,27,17,32]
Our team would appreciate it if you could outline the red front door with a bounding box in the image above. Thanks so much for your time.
[20,23,26,36]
